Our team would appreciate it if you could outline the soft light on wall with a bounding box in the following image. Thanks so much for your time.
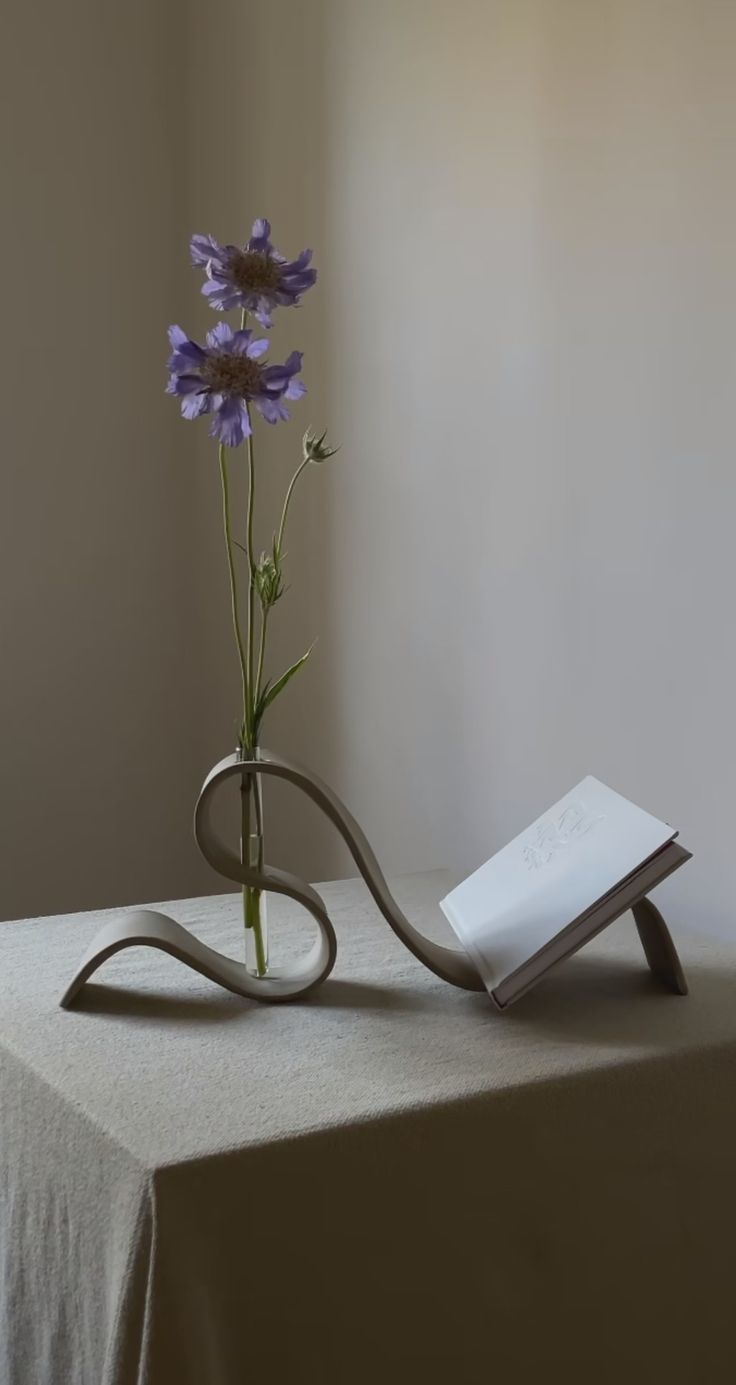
[1,0,734,936]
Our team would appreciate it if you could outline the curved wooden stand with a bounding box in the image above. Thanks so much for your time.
[59,908,336,1008]
[632,896,688,996]
[60,749,688,1010]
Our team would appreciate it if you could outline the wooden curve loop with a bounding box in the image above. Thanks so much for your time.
[60,747,482,1011]
[196,750,485,995]
[59,907,336,1009]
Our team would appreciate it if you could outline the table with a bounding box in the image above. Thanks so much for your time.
[2,871,735,1385]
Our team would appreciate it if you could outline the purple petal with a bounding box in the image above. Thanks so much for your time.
[180,390,212,420]
[282,270,317,295]
[231,329,254,356]
[210,397,250,446]
[168,324,192,351]
[246,337,269,359]
[167,350,198,373]
[202,280,243,312]
[283,249,313,272]
[178,340,206,362]
[285,377,307,401]
[167,373,205,396]
[248,218,272,250]
[260,366,287,395]
[190,233,226,268]
[261,351,303,390]
[255,396,290,425]
[166,327,205,371]
[201,278,229,297]
[254,303,273,329]
[206,321,235,350]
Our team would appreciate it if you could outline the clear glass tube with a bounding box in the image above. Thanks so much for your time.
[240,767,268,977]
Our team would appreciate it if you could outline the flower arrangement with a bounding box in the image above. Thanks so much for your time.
[167,218,336,977]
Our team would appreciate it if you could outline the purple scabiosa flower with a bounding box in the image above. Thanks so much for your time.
[190,219,316,327]
[166,321,306,447]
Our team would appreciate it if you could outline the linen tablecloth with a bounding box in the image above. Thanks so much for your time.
[2,871,735,1385]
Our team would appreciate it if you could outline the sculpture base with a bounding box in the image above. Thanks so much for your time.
[60,908,335,1010]
[60,749,690,1011]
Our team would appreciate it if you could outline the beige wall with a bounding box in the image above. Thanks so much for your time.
[310,0,736,934]
[0,0,332,918]
[2,0,735,937]
[0,0,208,917]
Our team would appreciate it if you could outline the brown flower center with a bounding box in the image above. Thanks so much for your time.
[227,249,282,295]
[202,351,264,398]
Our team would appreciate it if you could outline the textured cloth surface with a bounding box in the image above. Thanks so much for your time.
[1,871,736,1383]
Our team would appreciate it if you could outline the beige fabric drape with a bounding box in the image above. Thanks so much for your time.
[2,873,734,1384]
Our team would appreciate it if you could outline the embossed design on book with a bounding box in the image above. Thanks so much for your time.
[523,801,604,871]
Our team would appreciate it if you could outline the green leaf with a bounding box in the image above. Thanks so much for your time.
[252,643,316,741]
[256,644,315,722]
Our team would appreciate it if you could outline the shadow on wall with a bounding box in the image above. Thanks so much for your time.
[183,0,348,891]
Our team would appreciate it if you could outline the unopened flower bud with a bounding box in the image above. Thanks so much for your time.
[254,551,284,610]
[303,428,339,463]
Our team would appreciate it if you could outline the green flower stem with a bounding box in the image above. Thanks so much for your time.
[240,771,252,957]
[255,607,270,708]
[220,433,266,974]
[241,772,267,978]
[244,875,267,976]
[218,444,248,733]
[276,456,309,557]
[251,772,265,974]
[241,405,268,976]
[218,322,312,981]
[245,426,257,748]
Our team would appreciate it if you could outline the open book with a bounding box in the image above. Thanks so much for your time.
[440,777,690,1009]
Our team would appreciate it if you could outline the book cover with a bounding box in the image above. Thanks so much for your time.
[440,777,677,996]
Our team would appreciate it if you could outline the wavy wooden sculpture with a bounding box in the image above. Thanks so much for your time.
[60,749,483,1010]
[60,750,688,1010]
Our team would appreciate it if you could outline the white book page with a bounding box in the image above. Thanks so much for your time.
[440,777,676,993]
